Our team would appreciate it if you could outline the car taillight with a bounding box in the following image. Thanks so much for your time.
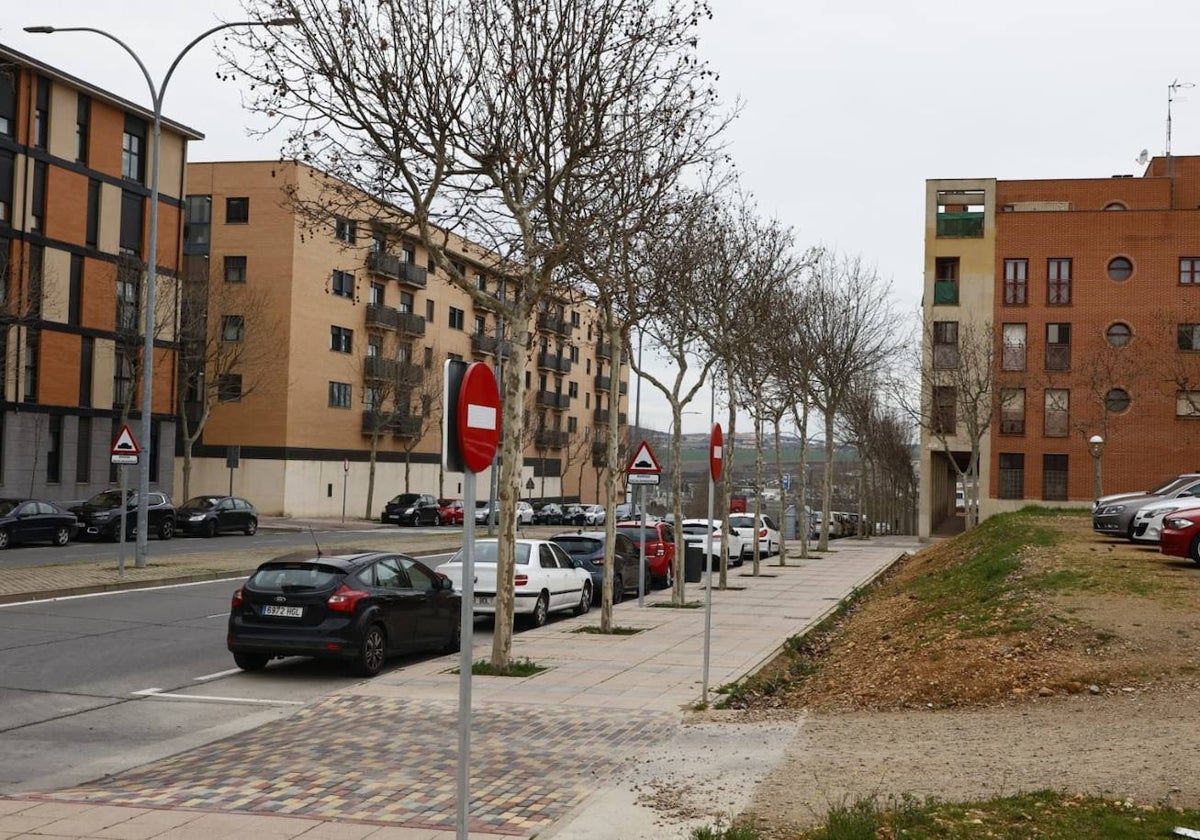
[515,574,529,586]
[759,528,768,538]
[231,587,244,608]
[654,543,665,556]
[327,583,369,613]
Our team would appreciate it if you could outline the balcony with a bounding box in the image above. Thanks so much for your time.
[361,411,421,437]
[365,305,426,337]
[933,281,958,306]
[536,390,571,410]
[535,429,569,449]
[537,312,575,337]
[364,356,426,385]
[537,352,572,374]
[935,211,984,238]
[592,408,627,425]
[366,251,428,288]
[591,440,607,467]
[593,375,629,396]
[397,311,426,336]
[471,334,512,359]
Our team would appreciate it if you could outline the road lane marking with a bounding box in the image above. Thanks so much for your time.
[193,668,241,682]
[133,688,303,706]
[0,577,249,608]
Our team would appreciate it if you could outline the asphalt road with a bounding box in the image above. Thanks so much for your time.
[0,556,468,794]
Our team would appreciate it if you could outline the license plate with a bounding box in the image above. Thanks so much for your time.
[262,604,303,618]
[474,596,494,607]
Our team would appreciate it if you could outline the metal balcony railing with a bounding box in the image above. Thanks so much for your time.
[535,429,569,449]
[366,251,428,288]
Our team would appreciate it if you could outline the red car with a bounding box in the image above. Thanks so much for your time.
[1158,506,1200,563]
[438,498,465,526]
[615,520,677,589]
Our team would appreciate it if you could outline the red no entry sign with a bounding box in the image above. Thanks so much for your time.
[457,362,501,473]
[710,423,724,482]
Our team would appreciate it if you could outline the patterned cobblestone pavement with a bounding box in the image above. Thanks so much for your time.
[42,695,678,835]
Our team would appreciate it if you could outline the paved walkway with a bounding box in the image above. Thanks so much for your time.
[0,535,918,839]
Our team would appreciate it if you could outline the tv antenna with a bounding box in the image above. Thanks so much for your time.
[1167,79,1194,158]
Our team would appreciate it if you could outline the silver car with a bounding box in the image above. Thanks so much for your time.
[1093,475,1200,539]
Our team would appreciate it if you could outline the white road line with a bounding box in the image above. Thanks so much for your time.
[0,576,248,608]
[133,688,303,706]
[193,668,241,682]
[206,613,227,618]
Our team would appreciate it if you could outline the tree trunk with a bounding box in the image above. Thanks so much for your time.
[599,309,621,632]
[670,401,686,605]
[751,398,763,576]
[404,450,412,493]
[774,418,786,566]
[365,430,380,520]
[819,408,834,551]
[719,368,737,589]
[793,399,811,559]
[437,417,445,498]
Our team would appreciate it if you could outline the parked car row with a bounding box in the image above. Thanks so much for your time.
[1091,473,1200,566]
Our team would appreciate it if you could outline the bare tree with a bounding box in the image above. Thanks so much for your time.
[178,261,283,501]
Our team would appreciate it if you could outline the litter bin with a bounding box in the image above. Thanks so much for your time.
[684,544,705,583]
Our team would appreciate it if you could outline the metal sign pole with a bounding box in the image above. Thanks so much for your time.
[638,487,648,607]
[341,459,348,523]
[456,469,477,840]
[702,470,714,703]
[117,465,128,577]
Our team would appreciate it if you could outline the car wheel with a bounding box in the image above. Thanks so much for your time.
[159,517,175,540]
[354,624,387,677]
[1191,535,1200,565]
[0,528,9,550]
[53,526,70,547]
[442,618,462,653]
[575,582,592,615]
[612,575,624,604]
[233,652,268,671]
[203,519,218,539]
[245,518,258,536]
[527,593,549,628]
[410,513,422,527]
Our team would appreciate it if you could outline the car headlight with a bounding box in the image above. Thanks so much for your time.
[189,514,207,521]
[1143,506,1180,519]
[1165,517,1197,530]
[1097,505,1125,515]
[92,511,112,521]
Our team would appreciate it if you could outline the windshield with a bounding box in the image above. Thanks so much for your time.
[553,537,602,556]
[729,516,755,529]
[0,500,18,516]
[249,563,343,592]
[616,527,655,542]
[450,542,531,565]
[182,496,220,509]
[390,494,420,505]
[1148,476,1193,496]
[680,523,714,535]
[86,489,128,507]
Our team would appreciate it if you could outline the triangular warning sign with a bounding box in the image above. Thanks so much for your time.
[626,440,662,475]
[111,424,141,455]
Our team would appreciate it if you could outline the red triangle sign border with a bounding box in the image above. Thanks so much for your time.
[626,440,662,475]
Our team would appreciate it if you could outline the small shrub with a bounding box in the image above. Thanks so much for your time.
[468,657,545,677]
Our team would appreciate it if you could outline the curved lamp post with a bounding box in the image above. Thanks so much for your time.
[1088,434,1105,500]
[26,17,297,566]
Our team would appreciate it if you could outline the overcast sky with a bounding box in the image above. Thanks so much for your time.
[3,0,1197,436]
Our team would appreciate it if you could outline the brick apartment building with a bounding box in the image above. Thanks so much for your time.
[920,155,1200,537]
[0,45,197,501]
[181,161,629,517]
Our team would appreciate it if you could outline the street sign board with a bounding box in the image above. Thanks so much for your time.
[783,472,791,491]
[458,362,501,473]
[627,473,660,486]
[443,359,468,472]
[111,424,141,456]
[110,453,138,465]
[710,423,724,482]
[626,440,662,475]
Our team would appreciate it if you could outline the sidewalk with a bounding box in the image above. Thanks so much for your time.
[0,536,918,839]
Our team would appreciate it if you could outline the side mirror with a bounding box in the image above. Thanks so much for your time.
[438,574,454,591]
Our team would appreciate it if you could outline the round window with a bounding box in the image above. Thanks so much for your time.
[1106,322,1132,347]
[1105,388,1131,412]
[1104,202,1127,211]
[1108,257,1133,281]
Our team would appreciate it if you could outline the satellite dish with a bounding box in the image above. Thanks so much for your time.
[1137,149,1149,166]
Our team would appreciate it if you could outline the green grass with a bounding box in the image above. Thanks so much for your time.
[798,791,1200,839]
[1024,568,1096,593]
[571,625,644,635]
[690,817,763,839]
[650,600,703,609]
[465,657,545,677]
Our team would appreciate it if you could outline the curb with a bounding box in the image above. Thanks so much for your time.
[0,568,259,606]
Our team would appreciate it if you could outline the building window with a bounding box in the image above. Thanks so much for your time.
[221,315,245,342]
[122,115,146,181]
[1044,389,1069,437]
[0,71,13,137]
[399,291,414,313]
[1002,323,1026,371]
[1107,256,1133,281]
[1042,454,1068,501]
[932,385,955,434]
[449,306,464,330]
[934,258,961,305]
[113,348,132,406]
[34,77,49,149]
[23,330,39,403]
[1105,388,1130,413]
[330,325,353,353]
[183,194,212,254]
[999,388,1025,434]
[568,381,579,398]
[569,344,580,363]
[86,179,101,248]
[1047,258,1071,304]
[475,272,487,292]
[335,217,357,244]
[120,191,144,255]
[76,416,92,483]
[331,269,354,298]
[31,161,46,232]
[116,275,138,332]
[224,256,247,283]
[423,346,433,369]
[370,282,384,305]
[932,321,958,369]
[1104,202,1127,210]
[474,314,486,335]
[225,197,250,224]
[998,453,1025,499]
[46,414,61,483]
[217,374,243,402]
[571,310,581,327]
[79,336,94,407]
[0,149,14,224]
[1181,258,1200,285]
[1106,322,1132,347]
[67,254,83,326]
[1178,324,1200,351]
[1176,391,1200,418]
[1045,323,1071,370]
[329,381,352,408]
[1003,258,1028,304]
[403,244,416,264]
[76,94,90,164]
[425,299,434,321]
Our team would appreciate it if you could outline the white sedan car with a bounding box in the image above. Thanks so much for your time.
[729,513,781,559]
[1131,500,1196,544]
[582,504,606,525]
[516,501,535,526]
[438,539,591,627]
[679,518,748,568]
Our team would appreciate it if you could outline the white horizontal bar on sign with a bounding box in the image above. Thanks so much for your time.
[627,474,660,485]
[712,445,722,459]
[466,404,497,431]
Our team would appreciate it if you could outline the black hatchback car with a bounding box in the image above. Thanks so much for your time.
[382,493,441,526]
[228,551,461,677]
[70,489,176,541]
[0,498,78,549]
[551,530,645,604]
[176,495,258,537]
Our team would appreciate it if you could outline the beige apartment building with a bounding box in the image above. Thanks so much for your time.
[179,161,628,517]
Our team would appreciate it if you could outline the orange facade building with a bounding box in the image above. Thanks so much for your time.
[921,156,1200,536]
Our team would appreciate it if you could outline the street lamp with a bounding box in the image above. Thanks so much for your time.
[1088,434,1105,499]
[26,17,298,567]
